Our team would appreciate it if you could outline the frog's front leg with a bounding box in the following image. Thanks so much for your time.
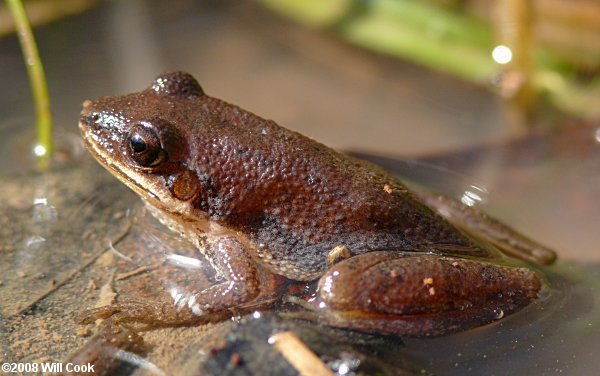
[316,251,542,337]
[415,191,557,265]
[79,237,271,326]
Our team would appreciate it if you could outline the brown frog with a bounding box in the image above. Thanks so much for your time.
[78,71,555,337]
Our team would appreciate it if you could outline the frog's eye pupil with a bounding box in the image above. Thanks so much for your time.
[130,134,147,153]
[127,122,166,168]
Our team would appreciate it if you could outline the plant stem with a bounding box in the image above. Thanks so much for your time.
[6,0,53,168]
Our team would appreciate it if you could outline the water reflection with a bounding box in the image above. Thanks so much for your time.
[460,184,488,207]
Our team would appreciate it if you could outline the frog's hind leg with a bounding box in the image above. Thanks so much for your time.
[316,252,542,337]
[79,237,273,327]
[415,191,556,265]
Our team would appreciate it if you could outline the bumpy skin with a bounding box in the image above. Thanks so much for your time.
[80,72,492,280]
[79,71,550,336]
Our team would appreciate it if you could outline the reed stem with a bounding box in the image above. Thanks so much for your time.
[6,0,53,169]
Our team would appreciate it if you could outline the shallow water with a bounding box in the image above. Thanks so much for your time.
[404,264,600,375]
[1,1,600,374]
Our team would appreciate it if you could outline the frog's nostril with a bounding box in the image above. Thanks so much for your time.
[79,114,90,126]
[80,113,100,127]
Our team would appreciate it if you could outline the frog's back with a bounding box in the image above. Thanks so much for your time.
[185,95,481,280]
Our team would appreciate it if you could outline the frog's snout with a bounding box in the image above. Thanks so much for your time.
[79,113,97,130]
[79,101,104,131]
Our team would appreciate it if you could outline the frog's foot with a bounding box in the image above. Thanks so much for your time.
[416,191,557,265]
[79,237,264,328]
[77,300,205,327]
[316,252,543,337]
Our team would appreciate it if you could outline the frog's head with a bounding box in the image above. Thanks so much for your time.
[79,71,207,220]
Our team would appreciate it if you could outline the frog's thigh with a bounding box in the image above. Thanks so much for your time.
[317,252,542,337]
[190,236,261,311]
[416,191,556,265]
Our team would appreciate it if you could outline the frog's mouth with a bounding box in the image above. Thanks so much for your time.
[79,111,257,257]
[79,121,172,211]
[80,121,234,242]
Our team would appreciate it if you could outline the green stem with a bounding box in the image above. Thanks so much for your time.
[6,0,53,168]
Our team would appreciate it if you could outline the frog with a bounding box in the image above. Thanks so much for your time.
[78,71,556,337]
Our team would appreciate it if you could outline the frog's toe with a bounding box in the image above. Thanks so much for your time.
[77,305,124,324]
[77,301,188,326]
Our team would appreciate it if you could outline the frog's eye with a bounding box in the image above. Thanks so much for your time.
[126,123,166,168]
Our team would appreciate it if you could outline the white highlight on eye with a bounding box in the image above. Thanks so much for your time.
[492,45,512,65]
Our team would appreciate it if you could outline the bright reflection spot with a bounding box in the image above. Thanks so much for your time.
[166,253,203,269]
[338,363,350,375]
[252,311,261,319]
[318,301,327,309]
[461,191,479,206]
[32,194,58,222]
[595,128,600,143]
[33,144,47,157]
[169,288,184,305]
[461,191,480,206]
[492,45,512,65]
[33,197,48,205]
[25,235,46,247]
[189,296,203,316]
[460,185,488,207]
[321,275,334,295]
[113,350,168,376]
